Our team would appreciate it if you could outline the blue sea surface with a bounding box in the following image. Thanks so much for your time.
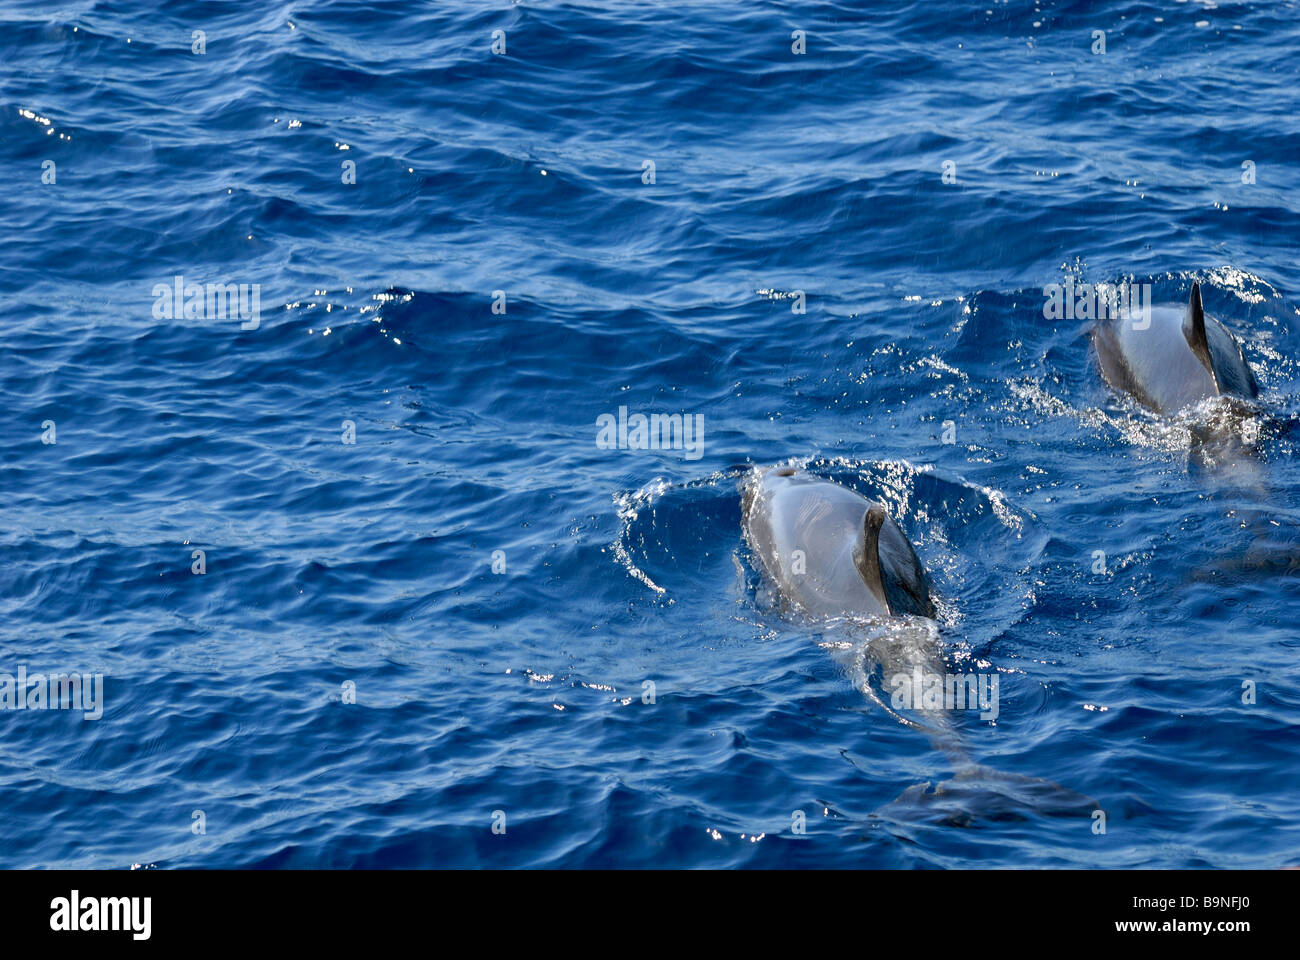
[2,0,1299,868]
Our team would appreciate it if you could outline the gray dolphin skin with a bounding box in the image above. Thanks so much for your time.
[741,466,935,620]
[1093,281,1258,413]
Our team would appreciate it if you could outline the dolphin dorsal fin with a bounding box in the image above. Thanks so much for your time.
[856,504,937,619]
[1181,281,1260,399]
[855,505,891,612]
[1182,281,1220,392]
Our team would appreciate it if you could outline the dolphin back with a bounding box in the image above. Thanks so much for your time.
[742,468,936,620]
[1094,281,1258,413]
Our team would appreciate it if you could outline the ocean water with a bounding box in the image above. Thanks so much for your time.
[2,0,1298,869]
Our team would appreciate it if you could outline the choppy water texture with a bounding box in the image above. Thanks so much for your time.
[2,0,1299,868]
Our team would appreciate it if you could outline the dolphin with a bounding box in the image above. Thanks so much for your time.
[739,465,1098,821]
[740,466,935,621]
[1093,281,1258,414]
[740,465,956,737]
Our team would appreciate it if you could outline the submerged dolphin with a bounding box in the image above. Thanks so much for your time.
[741,466,935,621]
[1093,281,1258,414]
